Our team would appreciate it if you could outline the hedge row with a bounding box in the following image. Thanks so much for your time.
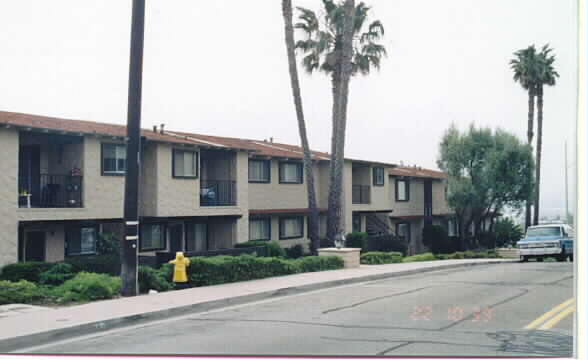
[360,252,403,265]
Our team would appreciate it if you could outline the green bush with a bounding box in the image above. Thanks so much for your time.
[0,262,54,283]
[402,252,437,263]
[366,234,408,255]
[435,253,450,260]
[39,263,75,286]
[138,266,173,293]
[346,232,368,251]
[0,280,51,305]
[53,272,121,303]
[285,244,305,259]
[291,256,344,272]
[65,254,121,275]
[361,252,403,265]
[234,240,286,258]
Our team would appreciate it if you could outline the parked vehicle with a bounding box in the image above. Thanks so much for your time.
[517,224,574,262]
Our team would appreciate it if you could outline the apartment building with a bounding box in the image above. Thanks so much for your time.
[0,111,403,267]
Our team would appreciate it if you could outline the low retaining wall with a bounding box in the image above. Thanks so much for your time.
[318,248,361,268]
[496,248,520,259]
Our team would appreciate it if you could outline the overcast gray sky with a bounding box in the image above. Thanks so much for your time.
[0,0,578,218]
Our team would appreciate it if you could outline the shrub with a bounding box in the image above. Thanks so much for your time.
[39,263,75,286]
[346,232,368,251]
[285,244,305,259]
[138,266,173,293]
[0,280,50,305]
[366,234,408,255]
[53,272,121,303]
[234,240,286,258]
[435,253,450,260]
[402,252,436,263]
[291,256,344,272]
[422,224,447,250]
[361,252,403,265]
[0,262,54,283]
[65,254,121,275]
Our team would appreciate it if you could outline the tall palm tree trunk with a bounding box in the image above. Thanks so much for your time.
[327,70,342,242]
[525,87,535,230]
[327,0,355,243]
[281,0,320,254]
[533,86,543,225]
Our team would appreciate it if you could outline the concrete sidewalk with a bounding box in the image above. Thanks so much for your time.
[0,258,517,352]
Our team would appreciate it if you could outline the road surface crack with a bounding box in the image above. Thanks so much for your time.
[322,287,430,314]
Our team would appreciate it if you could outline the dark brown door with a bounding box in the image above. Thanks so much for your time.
[25,231,45,262]
[169,224,184,253]
[424,180,433,226]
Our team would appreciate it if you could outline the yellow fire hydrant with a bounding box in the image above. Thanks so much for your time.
[169,252,191,289]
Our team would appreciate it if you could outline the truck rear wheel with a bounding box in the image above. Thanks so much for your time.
[536,256,544,262]
[557,254,566,262]
[520,255,529,262]
[569,254,574,262]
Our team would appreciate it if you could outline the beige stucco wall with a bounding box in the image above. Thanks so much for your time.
[389,176,425,217]
[0,128,19,267]
[432,179,452,215]
[248,158,320,210]
[140,142,158,217]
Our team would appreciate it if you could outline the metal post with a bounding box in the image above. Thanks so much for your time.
[565,141,569,223]
[122,0,146,297]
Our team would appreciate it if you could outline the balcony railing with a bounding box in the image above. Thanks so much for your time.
[18,174,83,208]
[200,180,237,206]
[352,185,371,204]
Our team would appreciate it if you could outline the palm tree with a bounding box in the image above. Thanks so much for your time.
[510,45,540,229]
[533,44,559,225]
[295,0,386,241]
[281,0,320,255]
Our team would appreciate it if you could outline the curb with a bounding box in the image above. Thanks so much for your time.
[1,259,517,352]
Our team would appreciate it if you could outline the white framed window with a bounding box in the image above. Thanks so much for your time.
[102,144,126,175]
[173,150,198,178]
[248,159,271,183]
[140,224,166,251]
[249,218,271,241]
[279,162,303,184]
[279,217,304,239]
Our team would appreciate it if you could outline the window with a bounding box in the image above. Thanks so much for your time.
[249,159,271,183]
[102,144,126,175]
[373,167,385,186]
[396,179,410,201]
[66,226,98,256]
[279,162,303,184]
[173,150,198,178]
[396,223,411,242]
[279,217,304,239]
[249,218,271,241]
[526,226,562,237]
[140,224,166,251]
[186,223,207,252]
[352,214,362,233]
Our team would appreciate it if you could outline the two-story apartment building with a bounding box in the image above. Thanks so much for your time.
[0,111,403,267]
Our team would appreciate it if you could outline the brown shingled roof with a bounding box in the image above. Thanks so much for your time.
[0,110,203,146]
[388,166,447,180]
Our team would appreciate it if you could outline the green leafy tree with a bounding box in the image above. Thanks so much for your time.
[493,217,524,247]
[294,0,386,241]
[281,0,320,254]
[437,124,535,248]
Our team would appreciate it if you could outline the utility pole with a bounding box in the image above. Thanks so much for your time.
[564,141,569,223]
[122,0,146,297]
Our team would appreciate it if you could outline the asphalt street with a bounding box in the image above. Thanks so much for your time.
[28,262,574,357]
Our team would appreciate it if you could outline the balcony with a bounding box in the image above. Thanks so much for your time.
[18,173,83,208]
[200,180,237,206]
[352,185,371,204]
